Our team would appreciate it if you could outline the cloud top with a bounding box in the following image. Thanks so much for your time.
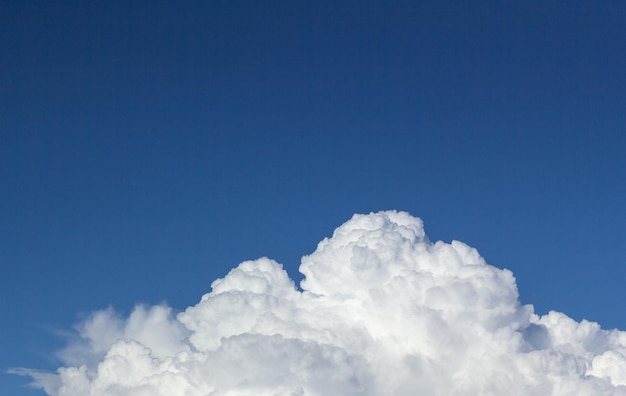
[14,211,626,395]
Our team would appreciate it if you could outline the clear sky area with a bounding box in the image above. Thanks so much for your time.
[1,1,625,395]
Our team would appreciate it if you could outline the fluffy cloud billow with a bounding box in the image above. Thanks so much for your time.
[13,211,626,395]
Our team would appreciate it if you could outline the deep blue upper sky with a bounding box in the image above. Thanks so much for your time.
[1,1,625,394]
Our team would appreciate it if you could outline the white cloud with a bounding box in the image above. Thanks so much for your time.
[12,211,626,395]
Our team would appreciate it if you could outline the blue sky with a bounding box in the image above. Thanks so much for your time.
[1,1,625,394]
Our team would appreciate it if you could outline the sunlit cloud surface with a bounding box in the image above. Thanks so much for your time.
[13,211,626,395]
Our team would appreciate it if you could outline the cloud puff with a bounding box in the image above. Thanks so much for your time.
[13,211,626,395]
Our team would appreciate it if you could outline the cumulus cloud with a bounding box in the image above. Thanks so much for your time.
[12,211,626,395]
